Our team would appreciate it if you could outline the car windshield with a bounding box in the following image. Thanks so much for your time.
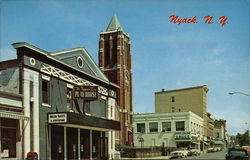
[229,150,246,156]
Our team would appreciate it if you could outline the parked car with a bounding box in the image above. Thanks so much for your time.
[215,146,222,151]
[225,148,250,160]
[187,149,201,156]
[176,148,188,157]
[170,151,185,159]
[242,146,250,155]
[207,147,215,153]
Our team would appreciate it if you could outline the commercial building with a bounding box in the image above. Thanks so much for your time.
[98,15,133,146]
[133,112,204,150]
[0,65,29,159]
[155,86,213,139]
[213,119,227,148]
[0,41,120,160]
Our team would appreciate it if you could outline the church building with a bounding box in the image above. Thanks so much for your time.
[98,15,133,146]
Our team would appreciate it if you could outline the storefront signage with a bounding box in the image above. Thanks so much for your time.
[48,113,67,123]
[74,86,98,100]
[175,132,191,139]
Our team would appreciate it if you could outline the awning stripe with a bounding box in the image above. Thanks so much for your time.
[0,112,29,121]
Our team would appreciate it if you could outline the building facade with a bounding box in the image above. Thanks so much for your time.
[0,63,29,159]
[155,86,213,139]
[98,15,133,146]
[213,119,227,148]
[1,42,120,160]
[133,112,204,151]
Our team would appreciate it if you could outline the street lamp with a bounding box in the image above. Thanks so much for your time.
[228,91,250,97]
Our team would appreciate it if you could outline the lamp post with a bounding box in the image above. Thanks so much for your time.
[228,92,250,97]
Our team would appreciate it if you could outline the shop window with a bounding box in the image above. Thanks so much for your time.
[176,121,185,131]
[162,122,171,132]
[149,122,158,132]
[84,101,90,115]
[100,99,107,118]
[0,118,18,158]
[67,87,73,109]
[137,123,145,133]
[42,79,50,104]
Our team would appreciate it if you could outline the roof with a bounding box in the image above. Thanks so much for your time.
[106,14,123,31]
[50,47,109,81]
[155,85,209,94]
[11,42,119,89]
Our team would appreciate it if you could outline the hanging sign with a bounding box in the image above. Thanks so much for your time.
[74,86,98,100]
[48,113,67,123]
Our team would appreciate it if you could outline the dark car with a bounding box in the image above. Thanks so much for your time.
[225,148,250,160]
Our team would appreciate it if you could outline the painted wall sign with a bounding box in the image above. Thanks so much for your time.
[74,86,98,100]
[48,113,67,123]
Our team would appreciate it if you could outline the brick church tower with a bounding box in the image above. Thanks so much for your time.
[98,15,133,146]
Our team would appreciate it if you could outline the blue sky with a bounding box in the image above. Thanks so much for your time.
[0,0,249,135]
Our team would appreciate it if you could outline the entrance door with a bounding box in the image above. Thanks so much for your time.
[100,136,108,160]
[67,128,78,160]
[92,131,100,160]
[51,125,64,160]
[80,129,90,159]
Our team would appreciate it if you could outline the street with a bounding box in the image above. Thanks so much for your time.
[184,150,227,160]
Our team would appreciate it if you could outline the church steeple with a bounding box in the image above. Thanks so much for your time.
[106,14,123,31]
[99,15,133,146]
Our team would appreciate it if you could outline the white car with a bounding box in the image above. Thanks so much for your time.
[170,151,185,159]
[176,148,189,157]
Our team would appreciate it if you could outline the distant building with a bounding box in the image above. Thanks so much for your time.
[213,119,227,148]
[155,86,213,139]
[214,119,227,140]
[0,42,120,160]
[99,15,133,146]
[133,112,204,151]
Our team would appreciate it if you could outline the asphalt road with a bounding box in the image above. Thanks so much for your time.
[184,150,227,160]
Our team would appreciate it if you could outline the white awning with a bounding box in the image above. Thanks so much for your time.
[0,112,29,121]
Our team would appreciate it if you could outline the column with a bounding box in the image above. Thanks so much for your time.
[48,125,51,160]
[90,130,92,160]
[64,127,67,160]
[32,71,40,155]
[78,129,80,160]
[23,69,31,158]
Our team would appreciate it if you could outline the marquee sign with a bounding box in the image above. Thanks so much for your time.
[74,86,98,100]
[48,113,67,124]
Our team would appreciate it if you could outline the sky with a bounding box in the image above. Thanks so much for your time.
[0,0,249,135]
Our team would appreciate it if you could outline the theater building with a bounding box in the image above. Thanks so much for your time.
[0,41,120,160]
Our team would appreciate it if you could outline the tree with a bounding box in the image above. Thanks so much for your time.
[236,130,250,146]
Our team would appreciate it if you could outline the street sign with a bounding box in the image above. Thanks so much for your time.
[74,86,98,100]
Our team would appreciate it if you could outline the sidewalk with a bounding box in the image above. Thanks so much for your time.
[117,156,170,160]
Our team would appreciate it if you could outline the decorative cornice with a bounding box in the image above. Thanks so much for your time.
[40,63,109,96]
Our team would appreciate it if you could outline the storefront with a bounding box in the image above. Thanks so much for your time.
[48,112,120,160]
[0,86,29,160]
[0,112,29,159]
